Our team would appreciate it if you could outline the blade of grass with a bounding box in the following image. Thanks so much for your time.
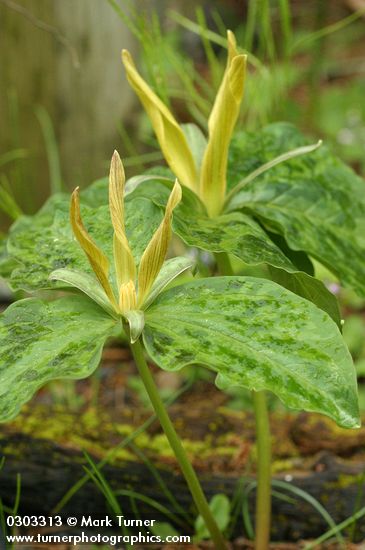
[244,0,257,54]
[278,0,293,58]
[169,10,264,71]
[114,489,187,529]
[0,149,28,169]
[259,0,276,61]
[0,501,7,550]
[11,474,21,516]
[122,151,164,169]
[293,8,365,53]
[304,505,365,550]
[0,175,23,220]
[83,452,131,550]
[226,477,246,540]
[106,0,143,42]
[53,380,193,514]
[242,480,255,539]
[195,6,222,89]
[242,479,345,547]
[35,105,63,194]
[129,442,193,523]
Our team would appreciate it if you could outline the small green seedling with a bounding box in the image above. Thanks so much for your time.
[150,493,230,543]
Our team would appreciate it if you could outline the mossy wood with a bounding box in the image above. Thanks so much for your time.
[1,409,365,542]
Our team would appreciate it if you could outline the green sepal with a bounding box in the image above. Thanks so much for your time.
[49,268,117,318]
[143,256,194,309]
[123,310,145,344]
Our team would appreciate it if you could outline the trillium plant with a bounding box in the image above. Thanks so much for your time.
[0,30,364,550]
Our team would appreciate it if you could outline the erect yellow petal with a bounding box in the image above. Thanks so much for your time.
[70,187,118,311]
[119,279,137,313]
[109,151,136,289]
[137,180,182,307]
[122,50,199,193]
[200,31,247,217]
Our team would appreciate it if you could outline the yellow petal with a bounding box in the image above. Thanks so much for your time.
[137,180,182,307]
[109,151,136,288]
[119,279,137,313]
[122,50,199,193]
[200,31,247,217]
[70,187,118,311]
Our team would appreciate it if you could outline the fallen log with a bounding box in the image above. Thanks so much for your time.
[1,406,365,542]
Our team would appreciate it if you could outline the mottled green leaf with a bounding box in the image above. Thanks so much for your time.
[127,175,205,214]
[226,123,365,297]
[0,295,118,422]
[144,277,359,428]
[126,175,342,323]
[267,266,341,329]
[2,184,162,292]
[126,176,294,269]
[174,208,295,270]
[266,231,314,276]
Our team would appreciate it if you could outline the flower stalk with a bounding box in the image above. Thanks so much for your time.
[129,333,228,550]
[252,390,272,550]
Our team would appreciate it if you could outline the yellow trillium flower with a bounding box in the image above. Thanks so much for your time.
[122,31,247,218]
[122,50,199,193]
[70,151,182,318]
[200,31,246,217]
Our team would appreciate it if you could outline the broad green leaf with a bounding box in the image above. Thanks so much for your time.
[126,175,342,323]
[125,176,294,270]
[195,494,230,541]
[2,184,163,292]
[268,265,341,329]
[144,277,359,428]
[174,207,296,271]
[126,175,206,214]
[265,231,314,276]
[0,295,118,422]
[226,123,365,297]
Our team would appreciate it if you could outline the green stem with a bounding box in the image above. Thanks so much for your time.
[213,253,273,547]
[252,390,271,549]
[129,336,227,550]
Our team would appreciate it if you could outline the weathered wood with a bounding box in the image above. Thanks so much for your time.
[0,0,137,214]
